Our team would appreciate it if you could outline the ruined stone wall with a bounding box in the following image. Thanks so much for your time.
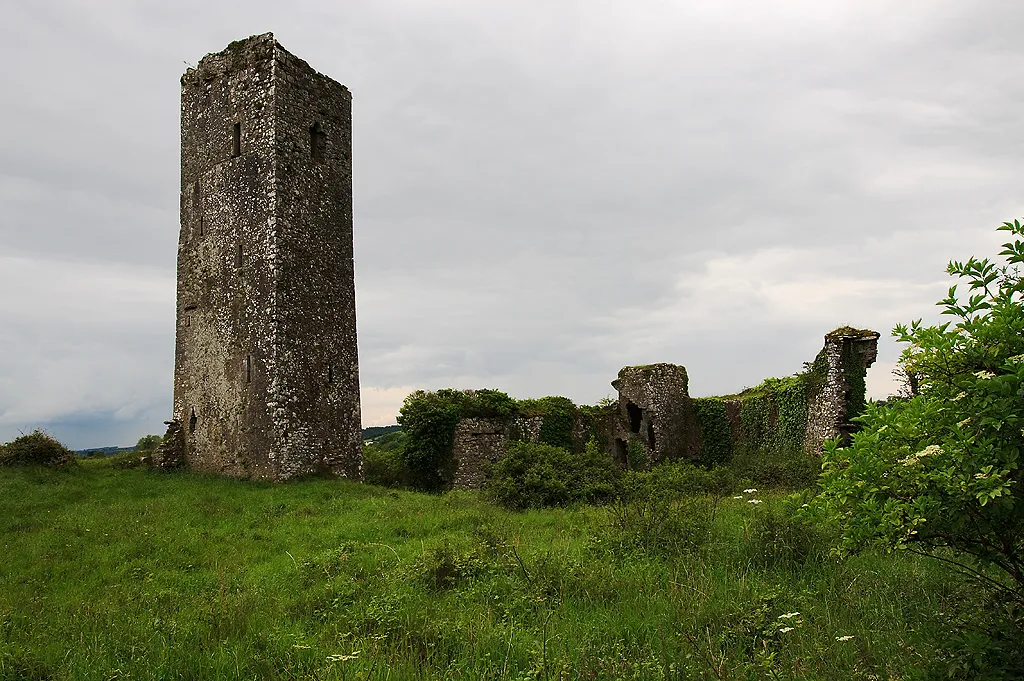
[608,328,879,471]
[171,34,361,481]
[450,409,599,489]
[803,328,880,453]
[611,364,696,468]
[451,418,508,489]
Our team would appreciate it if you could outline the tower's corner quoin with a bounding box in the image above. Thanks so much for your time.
[155,33,362,481]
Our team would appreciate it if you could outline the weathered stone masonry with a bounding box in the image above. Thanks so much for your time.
[447,327,880,487]
[610,328,880,470]
[155,34,362,480]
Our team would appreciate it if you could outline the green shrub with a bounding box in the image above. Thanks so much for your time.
[745,496,825,567]
[0,430,76,467]
[625,437,647,470]
[518,396,578,450]
[108,450,145,469]
[605,462,739,556]
[414,541,490,591]
[134,434,162,455]
[732,451,820,489]
[398,389,517,492]
[817,218,1024,605]
[363,433,412,489]
[486,439,616,510]
[925,594,1024,680]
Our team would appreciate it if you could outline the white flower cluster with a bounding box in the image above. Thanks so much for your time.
[899,444,942,467]
[974,370,996,380]
[777,612,803,634]
[734,488,762,504]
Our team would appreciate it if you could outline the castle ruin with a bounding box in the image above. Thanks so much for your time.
[154,34,362,480]
[447,327,880,488]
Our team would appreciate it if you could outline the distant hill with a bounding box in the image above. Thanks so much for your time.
[75,426,401,455]
[363,425,400,440]
[76,446,134,457]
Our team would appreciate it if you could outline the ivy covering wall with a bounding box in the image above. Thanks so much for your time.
[396,327,876,491]
[692,373,812,485]
[397,390,589,491]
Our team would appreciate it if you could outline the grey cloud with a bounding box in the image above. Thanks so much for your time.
[2,0,1023,445]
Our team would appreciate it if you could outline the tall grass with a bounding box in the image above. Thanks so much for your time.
[0,460,965,679]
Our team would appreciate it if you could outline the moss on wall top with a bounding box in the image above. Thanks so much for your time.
[825,325,881,340]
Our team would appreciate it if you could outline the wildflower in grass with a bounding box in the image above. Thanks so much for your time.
[743,488,757,494]
[780,626,794,633]
[778,612,800,619]
[327,652,360,662]
[748,499,762,505]
[835,635,854,642]
[732,495,743,499]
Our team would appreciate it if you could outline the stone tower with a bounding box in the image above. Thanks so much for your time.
[163,33,361,480]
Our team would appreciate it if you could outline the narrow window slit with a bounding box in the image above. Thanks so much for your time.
[189,407,198,433]
[232,122,241,157]
[235,243,242,268]
[245,355,252,383]
[310,122,326,161]
[327,365,333,384]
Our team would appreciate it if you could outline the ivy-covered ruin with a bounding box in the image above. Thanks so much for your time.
[394,327,880,491]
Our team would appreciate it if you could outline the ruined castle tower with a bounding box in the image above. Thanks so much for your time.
[164,33,361,480]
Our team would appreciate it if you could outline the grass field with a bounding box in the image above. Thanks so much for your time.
[0,459,970,680]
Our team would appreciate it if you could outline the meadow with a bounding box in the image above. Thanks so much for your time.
[0,458,971,680]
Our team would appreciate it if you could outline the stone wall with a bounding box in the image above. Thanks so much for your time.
[610,364,696,467]
[170,33,361,481]
[803,328,880,453]
[451,414,574,489]
[609,328,879,469]
[451,418,508,489]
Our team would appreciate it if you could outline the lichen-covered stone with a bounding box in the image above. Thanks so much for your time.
[172,33,361,481]
[611,363,695,467]
[451,418,507,489]
[803,328,880,453]
[607,328,880,468]
[151,420,185,469]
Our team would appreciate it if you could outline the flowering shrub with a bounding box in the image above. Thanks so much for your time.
[817,219,1024,602]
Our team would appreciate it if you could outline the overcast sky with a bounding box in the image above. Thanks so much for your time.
[1,1,1022,448]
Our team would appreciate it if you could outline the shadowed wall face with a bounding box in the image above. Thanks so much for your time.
[169,33,361,480]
